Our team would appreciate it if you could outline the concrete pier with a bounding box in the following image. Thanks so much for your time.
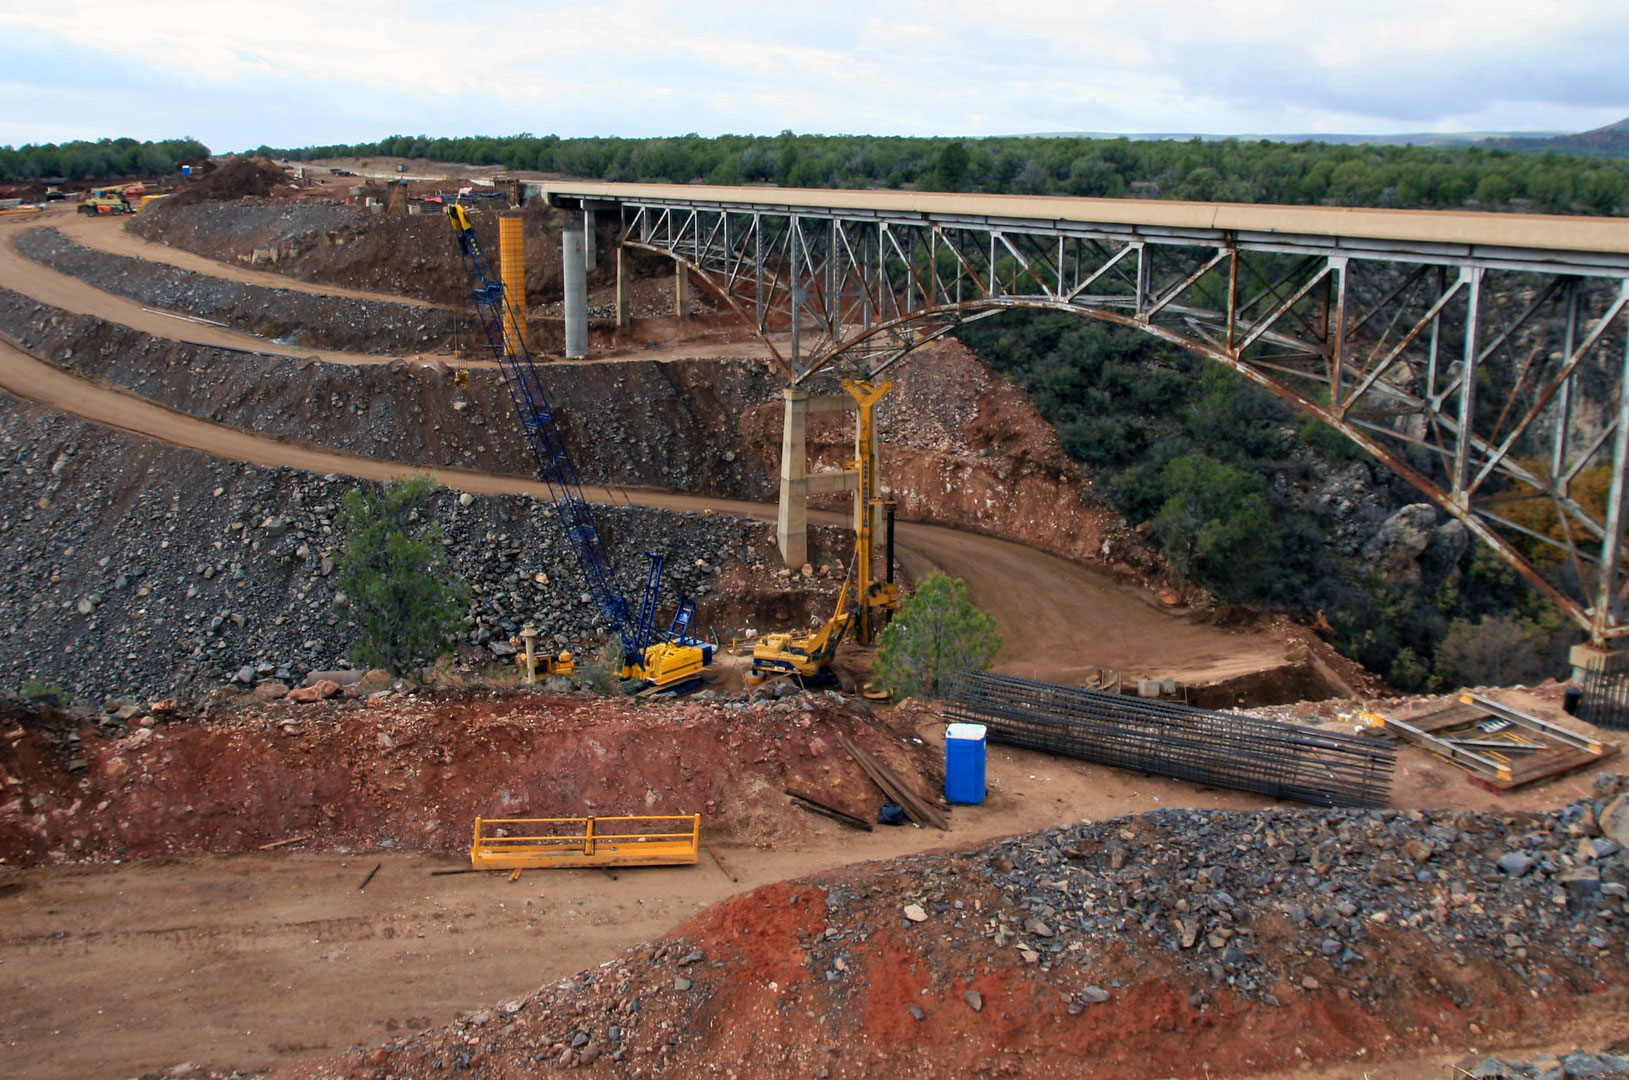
[562,217,588,359]
[776,388,858,568]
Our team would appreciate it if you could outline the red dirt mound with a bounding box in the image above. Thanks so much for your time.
[271,804,1628,1080]
[0,690,940,864]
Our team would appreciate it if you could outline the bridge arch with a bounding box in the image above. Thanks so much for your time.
[552,183,1629,652]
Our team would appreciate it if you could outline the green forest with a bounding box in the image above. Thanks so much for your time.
[0,137,210,183]
[266,131,1629,215]
[958,314,1574,691]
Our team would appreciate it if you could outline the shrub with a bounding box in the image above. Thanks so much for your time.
[873,572,1001,699]
[334,476,469,676]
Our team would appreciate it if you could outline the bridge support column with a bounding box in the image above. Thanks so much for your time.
[675,263,693,318]
[615,247,632,330]
[562,218,588,359]
[583,209,597,269]
[1570,643,1629,684]
[776,389,858,569]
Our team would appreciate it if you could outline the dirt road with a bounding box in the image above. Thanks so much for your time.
[51,209,452,309]
[0,330,1287,685]
[8,700,1588,1080]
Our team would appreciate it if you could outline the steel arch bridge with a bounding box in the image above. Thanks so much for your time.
[543,182,1629,650]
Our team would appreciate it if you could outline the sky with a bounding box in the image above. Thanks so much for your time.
[2,0,1627,152]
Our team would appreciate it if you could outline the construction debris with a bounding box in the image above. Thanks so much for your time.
[1360,691,1617,792]
[834,730,949,830]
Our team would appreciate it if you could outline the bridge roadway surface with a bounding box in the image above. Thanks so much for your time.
[0,203,1288,686]
[540,180,1629,261]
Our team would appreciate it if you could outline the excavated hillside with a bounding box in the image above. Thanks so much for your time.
[283,786,1629,1080]
[1,185,1625,1080]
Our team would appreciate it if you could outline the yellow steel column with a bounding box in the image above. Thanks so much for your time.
[842,379,893,645]
[498,211,527,355]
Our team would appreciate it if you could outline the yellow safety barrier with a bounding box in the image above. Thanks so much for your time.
[470,814,701,870]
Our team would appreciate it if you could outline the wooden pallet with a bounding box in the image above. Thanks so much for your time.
[1371,694,1616,793]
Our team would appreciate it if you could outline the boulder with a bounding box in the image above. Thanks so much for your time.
[303,669,362,688]
[287,679,342,703]
[1361,504,1438,586]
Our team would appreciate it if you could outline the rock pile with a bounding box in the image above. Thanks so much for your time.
[0,400,767,706]
[15,230,453,353]
[975,777,1628,1004]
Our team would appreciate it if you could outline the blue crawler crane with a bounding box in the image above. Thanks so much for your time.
[446,203,709,691]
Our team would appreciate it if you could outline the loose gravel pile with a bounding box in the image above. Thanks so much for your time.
[16,229,454,353]
[975,781,1628,1006]
[0,399,770,705]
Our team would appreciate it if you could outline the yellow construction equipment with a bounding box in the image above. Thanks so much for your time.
[78,185,134,216]
[470,814,700,870]
[749,578,855,684]
[748,379,899,684]
[843,378,900,645]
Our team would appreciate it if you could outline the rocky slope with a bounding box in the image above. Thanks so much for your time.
[15,229,453,353]
[276,781,1629,1080]
[0,394,764,705]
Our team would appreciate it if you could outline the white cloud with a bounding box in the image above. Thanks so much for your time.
[0,0,1624,147]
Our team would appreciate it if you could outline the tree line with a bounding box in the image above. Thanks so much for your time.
[0,137,210,183]
[263,131,1629,215]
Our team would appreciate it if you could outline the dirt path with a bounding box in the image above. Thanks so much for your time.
[0,332,1287,684]
[8,705,1589,1080]
[0,207,478,369]
[51,210,452,309]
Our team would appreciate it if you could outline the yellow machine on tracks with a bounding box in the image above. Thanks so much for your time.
[749,378,899,685]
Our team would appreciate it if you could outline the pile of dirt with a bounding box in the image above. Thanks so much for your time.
[134,196,577,307]
[171,156,291,205]
[275,787,1629,1080]
[0,688,940,865]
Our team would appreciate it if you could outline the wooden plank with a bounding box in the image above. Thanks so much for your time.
[707,847,740,882]
[257,834,310,851]
[787,791,874,831]
[834,731,948,831]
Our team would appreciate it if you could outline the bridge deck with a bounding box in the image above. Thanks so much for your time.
[541,181,1629,262]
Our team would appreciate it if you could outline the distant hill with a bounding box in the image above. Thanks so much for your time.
[1490,115,1629,159]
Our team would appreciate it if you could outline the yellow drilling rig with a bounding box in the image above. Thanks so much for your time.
[748,378,899,685]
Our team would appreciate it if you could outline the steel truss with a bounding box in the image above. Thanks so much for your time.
[555,188,1629,646]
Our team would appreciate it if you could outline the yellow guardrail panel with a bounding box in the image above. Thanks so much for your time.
[470,814,701,870]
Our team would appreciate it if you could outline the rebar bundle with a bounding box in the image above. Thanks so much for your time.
[946,670,1394,808]
[1579,666,1629,731]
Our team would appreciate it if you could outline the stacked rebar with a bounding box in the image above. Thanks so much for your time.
[1580,666,1629,731]
[946,670,1394,808]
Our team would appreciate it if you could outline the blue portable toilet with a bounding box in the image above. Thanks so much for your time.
[944,722,988,804]
[181,165,192,178]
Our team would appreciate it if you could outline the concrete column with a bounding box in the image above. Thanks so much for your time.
[583,209,597,269]
[674,263,693,318]
[615,247,632,329]
[562,220,588,359]
[775,390,860,569]
[778,388,810,570]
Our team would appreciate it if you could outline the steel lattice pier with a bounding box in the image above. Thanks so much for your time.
[946,670,1394,808]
